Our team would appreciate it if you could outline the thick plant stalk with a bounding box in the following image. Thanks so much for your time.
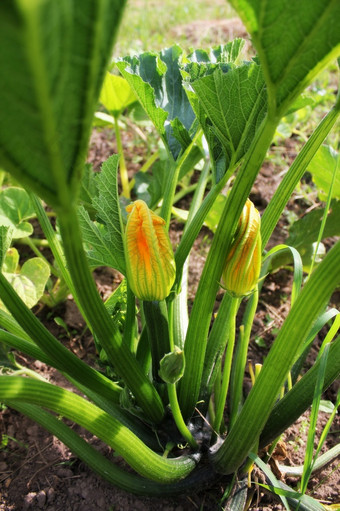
[57,204,164,424]
[213,297,240,433]
[229,288,259,427]
[178,114,279,421]
[210,241,340,474]
[174,166,232,283]
[160,129,202,229]
[199,292,233,413]
[7,401,218,497]
[122,283,137,352]
[143,300,171,382]
[29,193,79,303]
[167,383,198,449]
[0,377,197,483]
[172,159,211,347]
[0,276,122,402]
[0,329,159,446]
[259,335,340,448]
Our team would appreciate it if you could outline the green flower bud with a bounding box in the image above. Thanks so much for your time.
[159,346,185,384]
[222,199,261,297]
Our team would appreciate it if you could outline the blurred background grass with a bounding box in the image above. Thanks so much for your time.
[114,0,236,55]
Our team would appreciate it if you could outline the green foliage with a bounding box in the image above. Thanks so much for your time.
[100,73,137,117]
[0,0,339,507]
[117,46,196,159]
[0,188,35,239]
[287,199,340,248]
[307,145,340,200]
[183,49,267,181]
[2,248,50,309]
[0,0,127,209]
[78,155,126,273]
[230,0,340,115]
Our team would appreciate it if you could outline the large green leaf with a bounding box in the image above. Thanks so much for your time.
[116,53,168,135]
[117,46,196,159]
[230,0,340,115]
[182,41,266,181]
[0,187,35,239]
[287,199,340,248]
[78,155,126,273]
[0,0,126,209]
[307,145,340,200]
[190,63,267,179]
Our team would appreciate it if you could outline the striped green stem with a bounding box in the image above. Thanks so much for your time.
[122,283,137,352]
[0,278,122,402]
[160,129,202,229]
[7,402,216,496]
[172,158,211,349]
[167,382,199,450]
[213,297,240,433]
[0,376,197,483]
[143,300,170,382]
[229,288,259,427]
[174,167,231,285]
[199,292,233,412]
[57,204,164,423]
[211,241,340,475]
[0,328,159,446]
[260,335,340,448]
[178,115,279,421]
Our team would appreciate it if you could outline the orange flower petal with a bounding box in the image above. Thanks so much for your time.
[124,200,176,301]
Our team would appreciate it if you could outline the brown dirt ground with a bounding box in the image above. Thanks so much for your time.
[1,19,340,510]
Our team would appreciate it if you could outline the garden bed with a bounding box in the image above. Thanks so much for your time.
[1,130,338,511]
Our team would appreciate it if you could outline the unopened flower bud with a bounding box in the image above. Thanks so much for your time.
[124,200,176,301]
[222,199,261,297]
[159,346,185,384]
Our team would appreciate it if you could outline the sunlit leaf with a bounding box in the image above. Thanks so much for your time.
[3,247,19,274]
[183,45,266,181]
[307,145,340,200]
[230,0,340,115]
[0,0,126,208]
[99,73,137,117]
[117,46,196,159]
[3,256,50,309]
[0,187,35,239]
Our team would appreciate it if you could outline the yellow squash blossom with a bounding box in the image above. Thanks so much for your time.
[124,200,176,301]
[222,199,261,297]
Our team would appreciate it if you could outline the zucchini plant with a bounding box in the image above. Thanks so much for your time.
[0,0,339,507]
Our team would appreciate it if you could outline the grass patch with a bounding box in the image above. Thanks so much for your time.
[114,0,236,55]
